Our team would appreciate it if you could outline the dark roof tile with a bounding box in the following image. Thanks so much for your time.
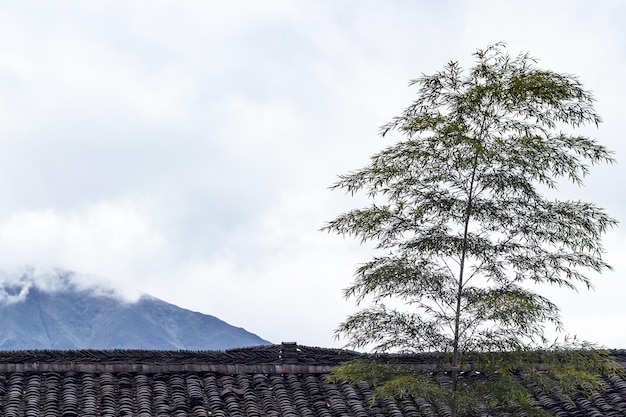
[0,344,622,416]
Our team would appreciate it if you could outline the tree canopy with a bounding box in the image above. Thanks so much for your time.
[324,43,618,416]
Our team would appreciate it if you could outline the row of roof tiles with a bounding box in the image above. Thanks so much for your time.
[0,367,625,416]
[0,343,623,416]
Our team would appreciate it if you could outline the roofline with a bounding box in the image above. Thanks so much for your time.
[0,343,621,375]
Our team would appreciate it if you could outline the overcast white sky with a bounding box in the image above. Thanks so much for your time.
[0,1,623,349]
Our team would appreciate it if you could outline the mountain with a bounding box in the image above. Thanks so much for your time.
[0,269,270,350]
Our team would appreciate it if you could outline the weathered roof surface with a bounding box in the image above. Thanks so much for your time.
[0,343,624,417]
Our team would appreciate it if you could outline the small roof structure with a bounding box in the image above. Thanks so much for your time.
[0,343,624,416]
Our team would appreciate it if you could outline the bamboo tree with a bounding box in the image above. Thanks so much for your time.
[324,43,619,416]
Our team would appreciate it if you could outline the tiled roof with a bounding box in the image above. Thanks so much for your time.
[0,343,624,416]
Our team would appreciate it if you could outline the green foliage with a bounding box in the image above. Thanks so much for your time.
[328,359,448,402]
[324,43,618,416]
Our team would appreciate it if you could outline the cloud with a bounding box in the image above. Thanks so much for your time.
[0,199,164,298]
[0,1,621,348]
[144,190,367,346]
[0,265,136,305]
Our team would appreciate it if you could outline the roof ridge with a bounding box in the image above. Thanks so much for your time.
[0,344,622,370]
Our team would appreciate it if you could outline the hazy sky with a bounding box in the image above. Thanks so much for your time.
[0,1,624,349]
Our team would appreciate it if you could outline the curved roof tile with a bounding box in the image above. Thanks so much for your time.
[0,343,621,416]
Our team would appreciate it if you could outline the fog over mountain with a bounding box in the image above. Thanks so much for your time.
[0,268,270,350]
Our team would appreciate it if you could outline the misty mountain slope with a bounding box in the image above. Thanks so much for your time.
[0,272,270,350]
